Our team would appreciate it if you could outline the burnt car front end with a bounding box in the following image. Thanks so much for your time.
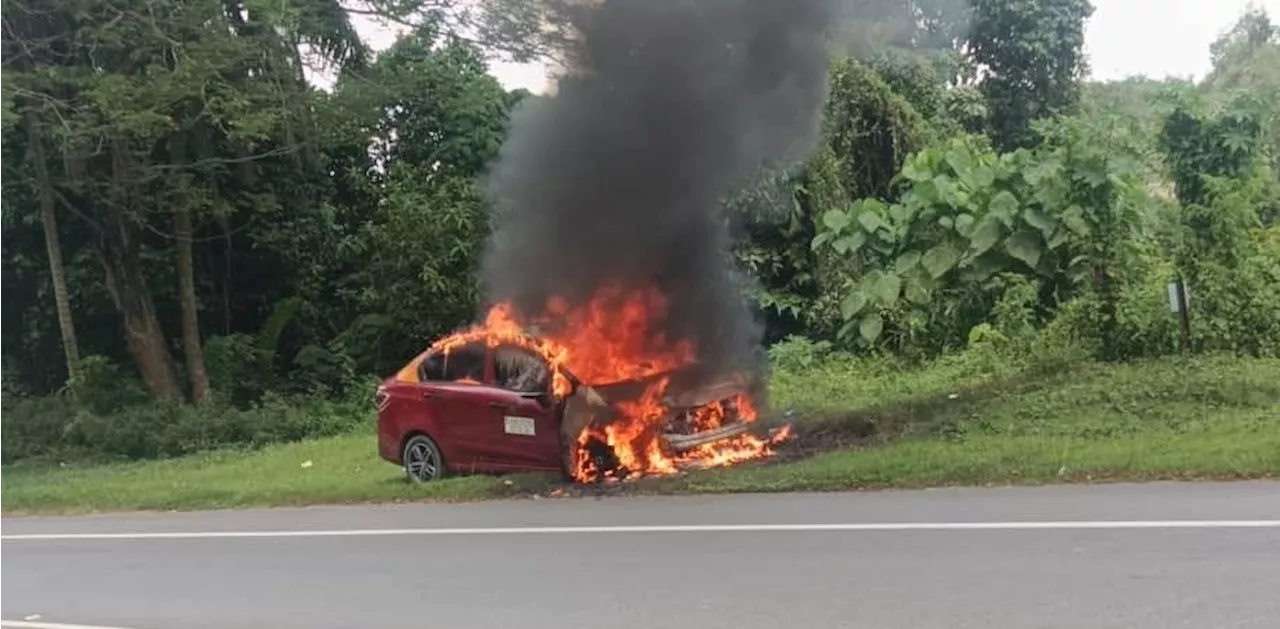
[559,368,766,481]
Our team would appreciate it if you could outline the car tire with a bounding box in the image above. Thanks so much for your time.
[402,433,445,483]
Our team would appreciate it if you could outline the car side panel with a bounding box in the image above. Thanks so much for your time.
[480,389,561,471]
[377,381,443,464]
[417,381,503,472]
[378,381,491,471]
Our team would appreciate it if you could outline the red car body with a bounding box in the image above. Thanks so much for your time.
[376,341,567,477]
[376,336,756,481]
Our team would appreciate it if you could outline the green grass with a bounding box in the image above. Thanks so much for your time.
[0,434,556,514]
[3,353,1278,515]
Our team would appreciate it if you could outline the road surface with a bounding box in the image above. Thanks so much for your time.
[3,481,1279,629]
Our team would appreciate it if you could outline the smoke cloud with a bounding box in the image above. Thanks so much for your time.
[480,0,834,379]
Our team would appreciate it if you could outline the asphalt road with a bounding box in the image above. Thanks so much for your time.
[3,481,1280,629]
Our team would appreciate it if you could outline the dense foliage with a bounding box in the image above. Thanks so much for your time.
[3,1,1278,464]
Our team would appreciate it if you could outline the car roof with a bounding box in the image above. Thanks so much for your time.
[391,333,552,384]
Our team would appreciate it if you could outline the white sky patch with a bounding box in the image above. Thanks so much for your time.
[336,0,1280,93]
[1085,0,1280,82]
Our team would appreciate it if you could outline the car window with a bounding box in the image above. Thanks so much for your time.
[493,345,550,394]
[420,343,487,383]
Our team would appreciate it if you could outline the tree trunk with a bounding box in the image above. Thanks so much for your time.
[102,139,184,400]
[99,235,185,399]
[220,213,233,335]
[176,205,209,403]
[25,113,82,381]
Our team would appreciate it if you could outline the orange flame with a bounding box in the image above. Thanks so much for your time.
[430,283,792,482]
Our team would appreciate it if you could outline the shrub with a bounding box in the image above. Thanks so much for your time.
[66,355,149,414]
[203,334,277,406]
[1,385,373,465]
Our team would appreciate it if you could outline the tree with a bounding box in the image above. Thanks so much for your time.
[2,0,365,399]
[22,113,82,381]
[330,26,518,372]
[344,0,581,64]
[1205,7,1280,186]
[967,0,1094,152]
[1,3,83,384]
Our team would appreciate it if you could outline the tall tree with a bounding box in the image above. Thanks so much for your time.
[967,0,1094,151]
[1205,7,1280,185]
[5,5,88,387]
[23,113,82,381]
[331,25,517,371]
[2,0,364,399]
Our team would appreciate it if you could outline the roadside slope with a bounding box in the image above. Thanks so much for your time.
[3,354,1278,514]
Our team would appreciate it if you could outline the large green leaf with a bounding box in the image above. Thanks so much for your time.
[888,202,911,225]
[872,272,902,306]
[933,175,959,207]
[954,212,976,237]
[913,179,940,205]
[831,231,867,254]
[857,208,890,234]
[1060,204,1091,236]
[1004,229,1044,268]
[922,242,961,278]
[1046,227,1071,250]
[1023,158,1061,186]
[1022,207,1058,239]
[969,215,1004,254]
[840,290,868,320]
[1078,164,1108,188]
[987,190,1019,224]
[894,250,922,274]
[968,164,996,189]
[901,158,931,182]
[867,239,896,256]
[859,312,884,343]
[822,209,852,232]
[959,251,1009,283]
[904,277,931,304]
[945,146,973,175]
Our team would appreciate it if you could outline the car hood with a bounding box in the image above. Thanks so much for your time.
[558,367,749,448]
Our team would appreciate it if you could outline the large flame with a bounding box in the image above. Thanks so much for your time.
[429,283,792,483]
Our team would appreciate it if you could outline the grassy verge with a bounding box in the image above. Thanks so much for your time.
[3,353,1278,515]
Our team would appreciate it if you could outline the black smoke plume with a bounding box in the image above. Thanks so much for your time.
[481,0,833,380]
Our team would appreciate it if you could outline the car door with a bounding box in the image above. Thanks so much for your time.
[417,342,502,472]
[480,345,562,470]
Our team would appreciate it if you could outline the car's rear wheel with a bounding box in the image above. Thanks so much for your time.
[402,434,445,483]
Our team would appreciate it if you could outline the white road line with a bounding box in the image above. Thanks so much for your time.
[1,622,141,629]
[3,520,1279,541]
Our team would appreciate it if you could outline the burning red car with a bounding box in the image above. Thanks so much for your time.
[371,338,768,484]
[375,287,791,484]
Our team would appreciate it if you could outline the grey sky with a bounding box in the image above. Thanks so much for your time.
[1086,0,1278,82]
[348,0,1280,92]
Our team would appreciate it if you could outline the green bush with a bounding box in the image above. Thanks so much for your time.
[203,334,277,405]
[66,355,150,414]
[1,378,373,465]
